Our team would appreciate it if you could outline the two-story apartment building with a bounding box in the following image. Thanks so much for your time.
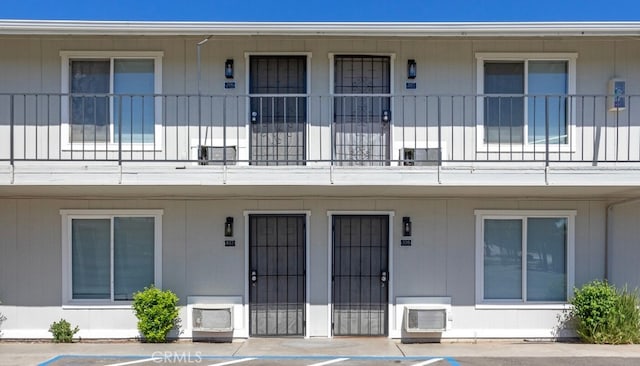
[1,20,640,340]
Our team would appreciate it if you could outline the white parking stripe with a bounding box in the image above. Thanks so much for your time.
[104,358,162,366]
[208,358,257,366]
[307,358,350,366]
[411,358,444,366]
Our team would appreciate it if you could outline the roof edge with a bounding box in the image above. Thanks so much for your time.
[1,20,640,37]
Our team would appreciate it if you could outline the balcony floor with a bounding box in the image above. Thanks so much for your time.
[1,161,640,199]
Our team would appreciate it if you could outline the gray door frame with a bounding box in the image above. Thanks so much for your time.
[244,210,311,338]
[327,211,395,338]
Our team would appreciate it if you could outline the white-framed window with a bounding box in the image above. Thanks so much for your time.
[60,51,163,150]
[476,53,577,150]
[61,209,163,306]
[475,210,576,307]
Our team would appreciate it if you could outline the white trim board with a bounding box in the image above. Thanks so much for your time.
[5,20,640,37]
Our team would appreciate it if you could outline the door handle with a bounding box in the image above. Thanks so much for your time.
[380,270,388,286]
[382,110,391,123]
[251,111,258,123]
[250,270,258,284]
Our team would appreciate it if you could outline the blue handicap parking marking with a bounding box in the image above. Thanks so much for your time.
[39,354,154,366]
[38,354,460,366]
[444,357,460,366]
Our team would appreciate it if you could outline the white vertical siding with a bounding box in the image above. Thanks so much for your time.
[0,196,615,339]
[1,36,640,163]
[609,200,640,289]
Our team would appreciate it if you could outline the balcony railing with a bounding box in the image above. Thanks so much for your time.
[0,93,638,166]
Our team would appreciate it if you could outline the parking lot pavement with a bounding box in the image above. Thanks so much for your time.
[35,355,640,366]
[456,358,640,366]
[39,355,456,366]
[3,339,640,366]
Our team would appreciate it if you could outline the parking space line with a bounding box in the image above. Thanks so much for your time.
[208,357,257,366]
[411,358,444,366]
[105,358,162,366]
[307,358,350,366]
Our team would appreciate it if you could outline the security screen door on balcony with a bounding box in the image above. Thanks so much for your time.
[483,60,568,145]
[70,59,155,144]
[249,56,307,165]
[333,55,391,166]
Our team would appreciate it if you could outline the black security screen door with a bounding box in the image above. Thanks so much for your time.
[249,56,307,165]
[332,215,389,336]
[249,214,306,336]
[333,55,391,166]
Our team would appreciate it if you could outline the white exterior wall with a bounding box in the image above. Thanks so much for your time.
[609,200,640,289]
[1,36,640,163]
[0,197,609,339]
[0,33,638,340]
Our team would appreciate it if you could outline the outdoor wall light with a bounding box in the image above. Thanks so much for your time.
[224,217,234,237]
[225,59,234,79]
[407,59,417,79]
[402,217,412,237]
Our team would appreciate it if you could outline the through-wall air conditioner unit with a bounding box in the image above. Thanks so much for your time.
[192,305,234,332]
[399,147,442,166]
[198,146,237,165]
[404,306,449,333]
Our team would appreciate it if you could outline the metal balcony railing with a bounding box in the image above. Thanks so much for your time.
[0,93,638,166]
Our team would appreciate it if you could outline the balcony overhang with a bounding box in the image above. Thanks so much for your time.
[1,20,640,37]
[2,163,640,199]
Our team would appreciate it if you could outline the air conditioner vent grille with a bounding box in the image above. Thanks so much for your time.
[192,307,233,332]
[404,308,447,333]
[400,148,441,166]
[198,146,237,165]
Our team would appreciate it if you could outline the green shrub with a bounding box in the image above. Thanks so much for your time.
[570,280,640,344]
[132,285,179,343]
[48,319,79,343]
[610,289,640,344]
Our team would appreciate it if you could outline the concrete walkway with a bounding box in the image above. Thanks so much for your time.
[1,338,640,366]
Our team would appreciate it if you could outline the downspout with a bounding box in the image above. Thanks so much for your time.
[604,197,640,281]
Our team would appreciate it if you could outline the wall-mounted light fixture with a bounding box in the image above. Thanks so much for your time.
[224,217,234,237]
[407,59,417,79]
[225,59,234,79]
[402,217,412,237]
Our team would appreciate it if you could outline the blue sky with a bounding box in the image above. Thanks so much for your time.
[1,0,639,22]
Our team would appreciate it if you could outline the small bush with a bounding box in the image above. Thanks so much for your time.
[610,289,640,344]
[132,285,179,343]
[49,319,79,343]
[570,280,640,344]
